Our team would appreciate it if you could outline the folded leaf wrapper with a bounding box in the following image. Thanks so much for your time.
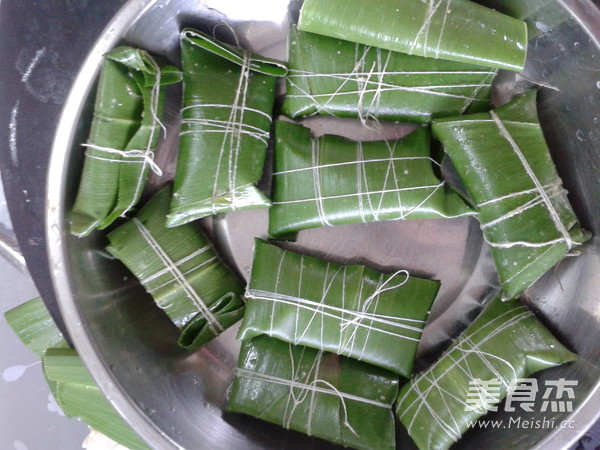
[227,335,399,450]
[107,185,245,351]
[269,122,475,237]
[70,46,181,237]
[5,298,147,449]
[395,297,577,450]
[283,27,497,123]
[238,240,439,377]
[433,90,590,299]
[298,0,528,72]
[167,29,287,227]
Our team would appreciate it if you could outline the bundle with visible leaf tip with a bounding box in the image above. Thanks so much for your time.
[395,296,577,450]
[297,0,528,72]
[167,29,287,227]
[107,184,245,351]
[227,335,399,450]
[70,46,181,237]
[239,240,439,377]
[433,89,590,299]
[5,297,148,449]
[283,27,497,124]
[269,121,475,238]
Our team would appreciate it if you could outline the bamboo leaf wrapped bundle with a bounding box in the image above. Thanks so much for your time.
[70,47,181,237]
[395,297,577,450]
[297,0,528,72]
[269,121,475,237]
[432,90,591,299]
[107,184,245,350]
[227,335,399,450]
[167,29,287,227]
[238,240,439,377]
[283,27,497,124]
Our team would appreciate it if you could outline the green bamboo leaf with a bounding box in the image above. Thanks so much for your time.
[298,0,528,72]
[4,297,68,356]
[57,383,149,450]
[239,240,439,377]
[70,46,181,237]
[283,27,497,123]
[6,299,148,449]
[395,296,577,450]
[45,351,150,450]
[166,29,287,227]
[432,90,590,299]
[269,121,475,237]
[227,335,399,450]
[43,348,96,387]
[107,184,246,351]
[4,297,67,415]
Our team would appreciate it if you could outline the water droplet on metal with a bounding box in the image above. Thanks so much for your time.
[535,21,550,33]
[3,365,27,382]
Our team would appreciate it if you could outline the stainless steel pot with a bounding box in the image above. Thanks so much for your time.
[46,0,600,448]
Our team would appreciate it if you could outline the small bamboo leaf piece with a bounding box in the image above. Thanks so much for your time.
[70,47,181,237]
[239,240,439,377]
[395,297,577,450]
[43,348,149,450]
[432,89,591,299]
[4,297,68,356]
[107,184,246,350]
[167,29,287,227]
[298,0,528,72]
[227,335,399,450]
[5,298,148,449]
[269,121,475,237]
[284,27,497,124]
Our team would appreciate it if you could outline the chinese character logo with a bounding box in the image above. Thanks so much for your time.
[464,378,504,412]
[464,377,578,414]
[541,378,577,413]
[505,378,538,412]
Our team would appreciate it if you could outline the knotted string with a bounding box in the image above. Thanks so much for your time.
[83,144,163,176]
[246,258,426,353]
[121,55,166,217]
[339,270,410,333]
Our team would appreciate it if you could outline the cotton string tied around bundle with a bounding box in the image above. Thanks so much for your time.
[489,111,574,250]
[397,306,531,442]
[287,42,495,127]
[82,144,163,177]
[245,268,427,356]
[131,218,224,335]
[234,345,393,437]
